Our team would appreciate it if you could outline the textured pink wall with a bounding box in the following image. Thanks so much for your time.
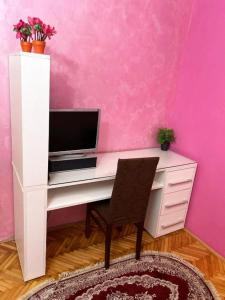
[169,0,225,257]
[0,0,193,239]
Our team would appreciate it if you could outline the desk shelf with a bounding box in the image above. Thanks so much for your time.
[48,180,114,211]
[47,180,163,211]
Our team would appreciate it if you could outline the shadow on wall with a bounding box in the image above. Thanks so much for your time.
[49,51,83,108]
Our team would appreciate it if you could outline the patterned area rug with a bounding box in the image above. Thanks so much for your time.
[21,251,220,300]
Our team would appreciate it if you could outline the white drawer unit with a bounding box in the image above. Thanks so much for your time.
[165,167,196,193]
[144,164,197,238]
[160,189,191,215]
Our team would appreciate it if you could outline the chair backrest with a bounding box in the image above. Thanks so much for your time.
[109,157,159,225]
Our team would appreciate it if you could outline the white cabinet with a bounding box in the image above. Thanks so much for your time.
[9,52,50,187]
[9,53,50,280]
[144,165,197,237]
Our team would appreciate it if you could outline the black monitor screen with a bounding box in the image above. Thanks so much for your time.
[49,110,99,154]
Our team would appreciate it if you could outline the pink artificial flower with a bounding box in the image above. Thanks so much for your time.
[13,19,25,31]
[16,31,22,39]
[27,16,33,25]
[27,16,43,26]
[43,24,56,39]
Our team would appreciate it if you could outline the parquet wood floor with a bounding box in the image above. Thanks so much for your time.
[0,222,224,299]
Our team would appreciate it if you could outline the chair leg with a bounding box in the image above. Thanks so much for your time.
[136,222,144,260]
[85,205,91,238]
[105,224,112,269]
[117,225,123,233]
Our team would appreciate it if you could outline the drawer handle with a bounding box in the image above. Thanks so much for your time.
[168,179,192,186]
[165,200,188,208]
[161,219,184,229]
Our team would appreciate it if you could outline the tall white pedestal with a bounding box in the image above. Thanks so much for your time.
[9,53,50,280]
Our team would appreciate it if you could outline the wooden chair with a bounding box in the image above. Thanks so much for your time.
[85,157,159,268]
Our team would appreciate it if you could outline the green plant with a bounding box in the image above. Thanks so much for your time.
[157,128,175,144]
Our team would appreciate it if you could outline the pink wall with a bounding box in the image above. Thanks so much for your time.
[169,0,225,257]
[0,0,193,239]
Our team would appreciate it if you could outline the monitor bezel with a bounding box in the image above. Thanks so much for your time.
[49,108,101,156]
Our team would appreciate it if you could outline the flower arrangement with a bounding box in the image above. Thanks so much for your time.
[28,17,56,41]
[13,20,32,41]
[13,17,56,53]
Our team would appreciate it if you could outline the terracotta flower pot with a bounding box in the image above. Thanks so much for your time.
[20,41,32,52]
[32,40,46,54]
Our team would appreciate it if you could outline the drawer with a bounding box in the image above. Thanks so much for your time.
[165,168,196,193]
[157,209,186,237]
[161,189,191,215]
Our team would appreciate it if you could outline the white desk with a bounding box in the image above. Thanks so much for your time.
[9,55,197,281]
[13,148,197,281]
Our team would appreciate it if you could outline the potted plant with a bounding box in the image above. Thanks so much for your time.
[28,17,56,54]
[157,128,175,151]
[13,19,32,52]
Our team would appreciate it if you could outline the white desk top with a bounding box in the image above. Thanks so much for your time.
[48,148,196,189]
